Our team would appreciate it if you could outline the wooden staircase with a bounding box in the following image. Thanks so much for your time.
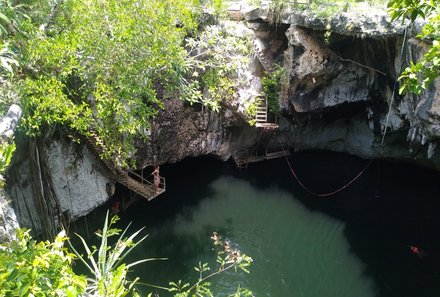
[255,96,279,129]
[84,134,165,201]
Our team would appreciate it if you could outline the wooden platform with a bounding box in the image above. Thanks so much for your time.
[255,123,279,129]
[233,149,289,168]
[265,150,289,160]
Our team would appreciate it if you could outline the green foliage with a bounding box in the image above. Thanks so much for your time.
[388,0,440,95]
[0,0,29,37]
[0,141,14,173]
[262,66,284,115]
[245,101,257,126]
[11,0,201,167]
[0,229,87,297]
[388,0,437,23]
[69,212,153,297]
[182,24,251,112]
[306,1,387,18]
[167,233,254,297]
[0,0,30,76]
[0,214,254,297]
[0,41,18,75]
[0,141,15,186]
[268,0,289,25]
[200,69,237,112]
[201,0,224,16]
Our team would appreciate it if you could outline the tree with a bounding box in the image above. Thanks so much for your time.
[9,0,201,167]
[182,23,252,112]
[388,0,440,94]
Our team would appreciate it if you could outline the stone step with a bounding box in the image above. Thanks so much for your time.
[253,38,273,72]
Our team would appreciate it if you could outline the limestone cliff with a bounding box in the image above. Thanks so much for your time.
[7,137,114,237]
[243,5,440,168]
[5,6,440,236]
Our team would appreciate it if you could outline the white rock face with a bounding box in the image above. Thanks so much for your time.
[8,140,113,235]
[0,190,19,243]
[47,141,113,220]
[0,104,21,242]
[243,3,408,38]
[0,104,21,141]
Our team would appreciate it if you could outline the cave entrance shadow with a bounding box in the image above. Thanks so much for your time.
[255,150,440,297]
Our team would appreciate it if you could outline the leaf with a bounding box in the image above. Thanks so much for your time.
[0,12,11,24]
[66,286,78,297]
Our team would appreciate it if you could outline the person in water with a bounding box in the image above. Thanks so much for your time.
[409,245,427,258]
[410,245,420,256]
[110,200,120,215]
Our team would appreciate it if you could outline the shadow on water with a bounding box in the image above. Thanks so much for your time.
[74,152,440,297]
[248,150,440,297]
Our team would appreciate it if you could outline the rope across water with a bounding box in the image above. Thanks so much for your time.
[276,26,409,197]
[279,141,373,197]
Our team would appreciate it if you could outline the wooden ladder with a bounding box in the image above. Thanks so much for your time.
[255,96,268,127]
[254,96,279,129]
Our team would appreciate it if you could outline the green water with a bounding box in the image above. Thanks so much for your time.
[119,162,375,296]
[80,152,440,297]
[139,177,375,296]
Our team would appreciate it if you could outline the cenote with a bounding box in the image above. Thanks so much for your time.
[76,151,440,297]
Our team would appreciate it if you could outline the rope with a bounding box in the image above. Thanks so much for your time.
[381,26,408,146]
[279,141,373,197]
[276,27,409,197]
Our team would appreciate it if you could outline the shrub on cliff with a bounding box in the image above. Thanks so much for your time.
[388,0,440,95]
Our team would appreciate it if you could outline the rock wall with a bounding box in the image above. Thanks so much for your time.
[0,104,21,242]
[135,22,263,166]
[7,138,114,236]
[136,98,260,166]
[244,6,440,169]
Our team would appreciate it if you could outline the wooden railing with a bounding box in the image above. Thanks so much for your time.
[84,133,166,201]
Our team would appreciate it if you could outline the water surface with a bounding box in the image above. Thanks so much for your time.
[86,152,440,297]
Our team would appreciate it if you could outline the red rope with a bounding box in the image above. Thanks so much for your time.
[279,141,373,197]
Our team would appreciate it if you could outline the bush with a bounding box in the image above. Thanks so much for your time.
[0,213,254,297]
[0,229,87,297]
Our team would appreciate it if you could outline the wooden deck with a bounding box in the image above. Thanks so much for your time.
[233,149,289,168]
[265,150,289,160]
[255,123,279,129]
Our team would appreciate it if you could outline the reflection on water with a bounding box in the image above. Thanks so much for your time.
[130,176,376,297]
